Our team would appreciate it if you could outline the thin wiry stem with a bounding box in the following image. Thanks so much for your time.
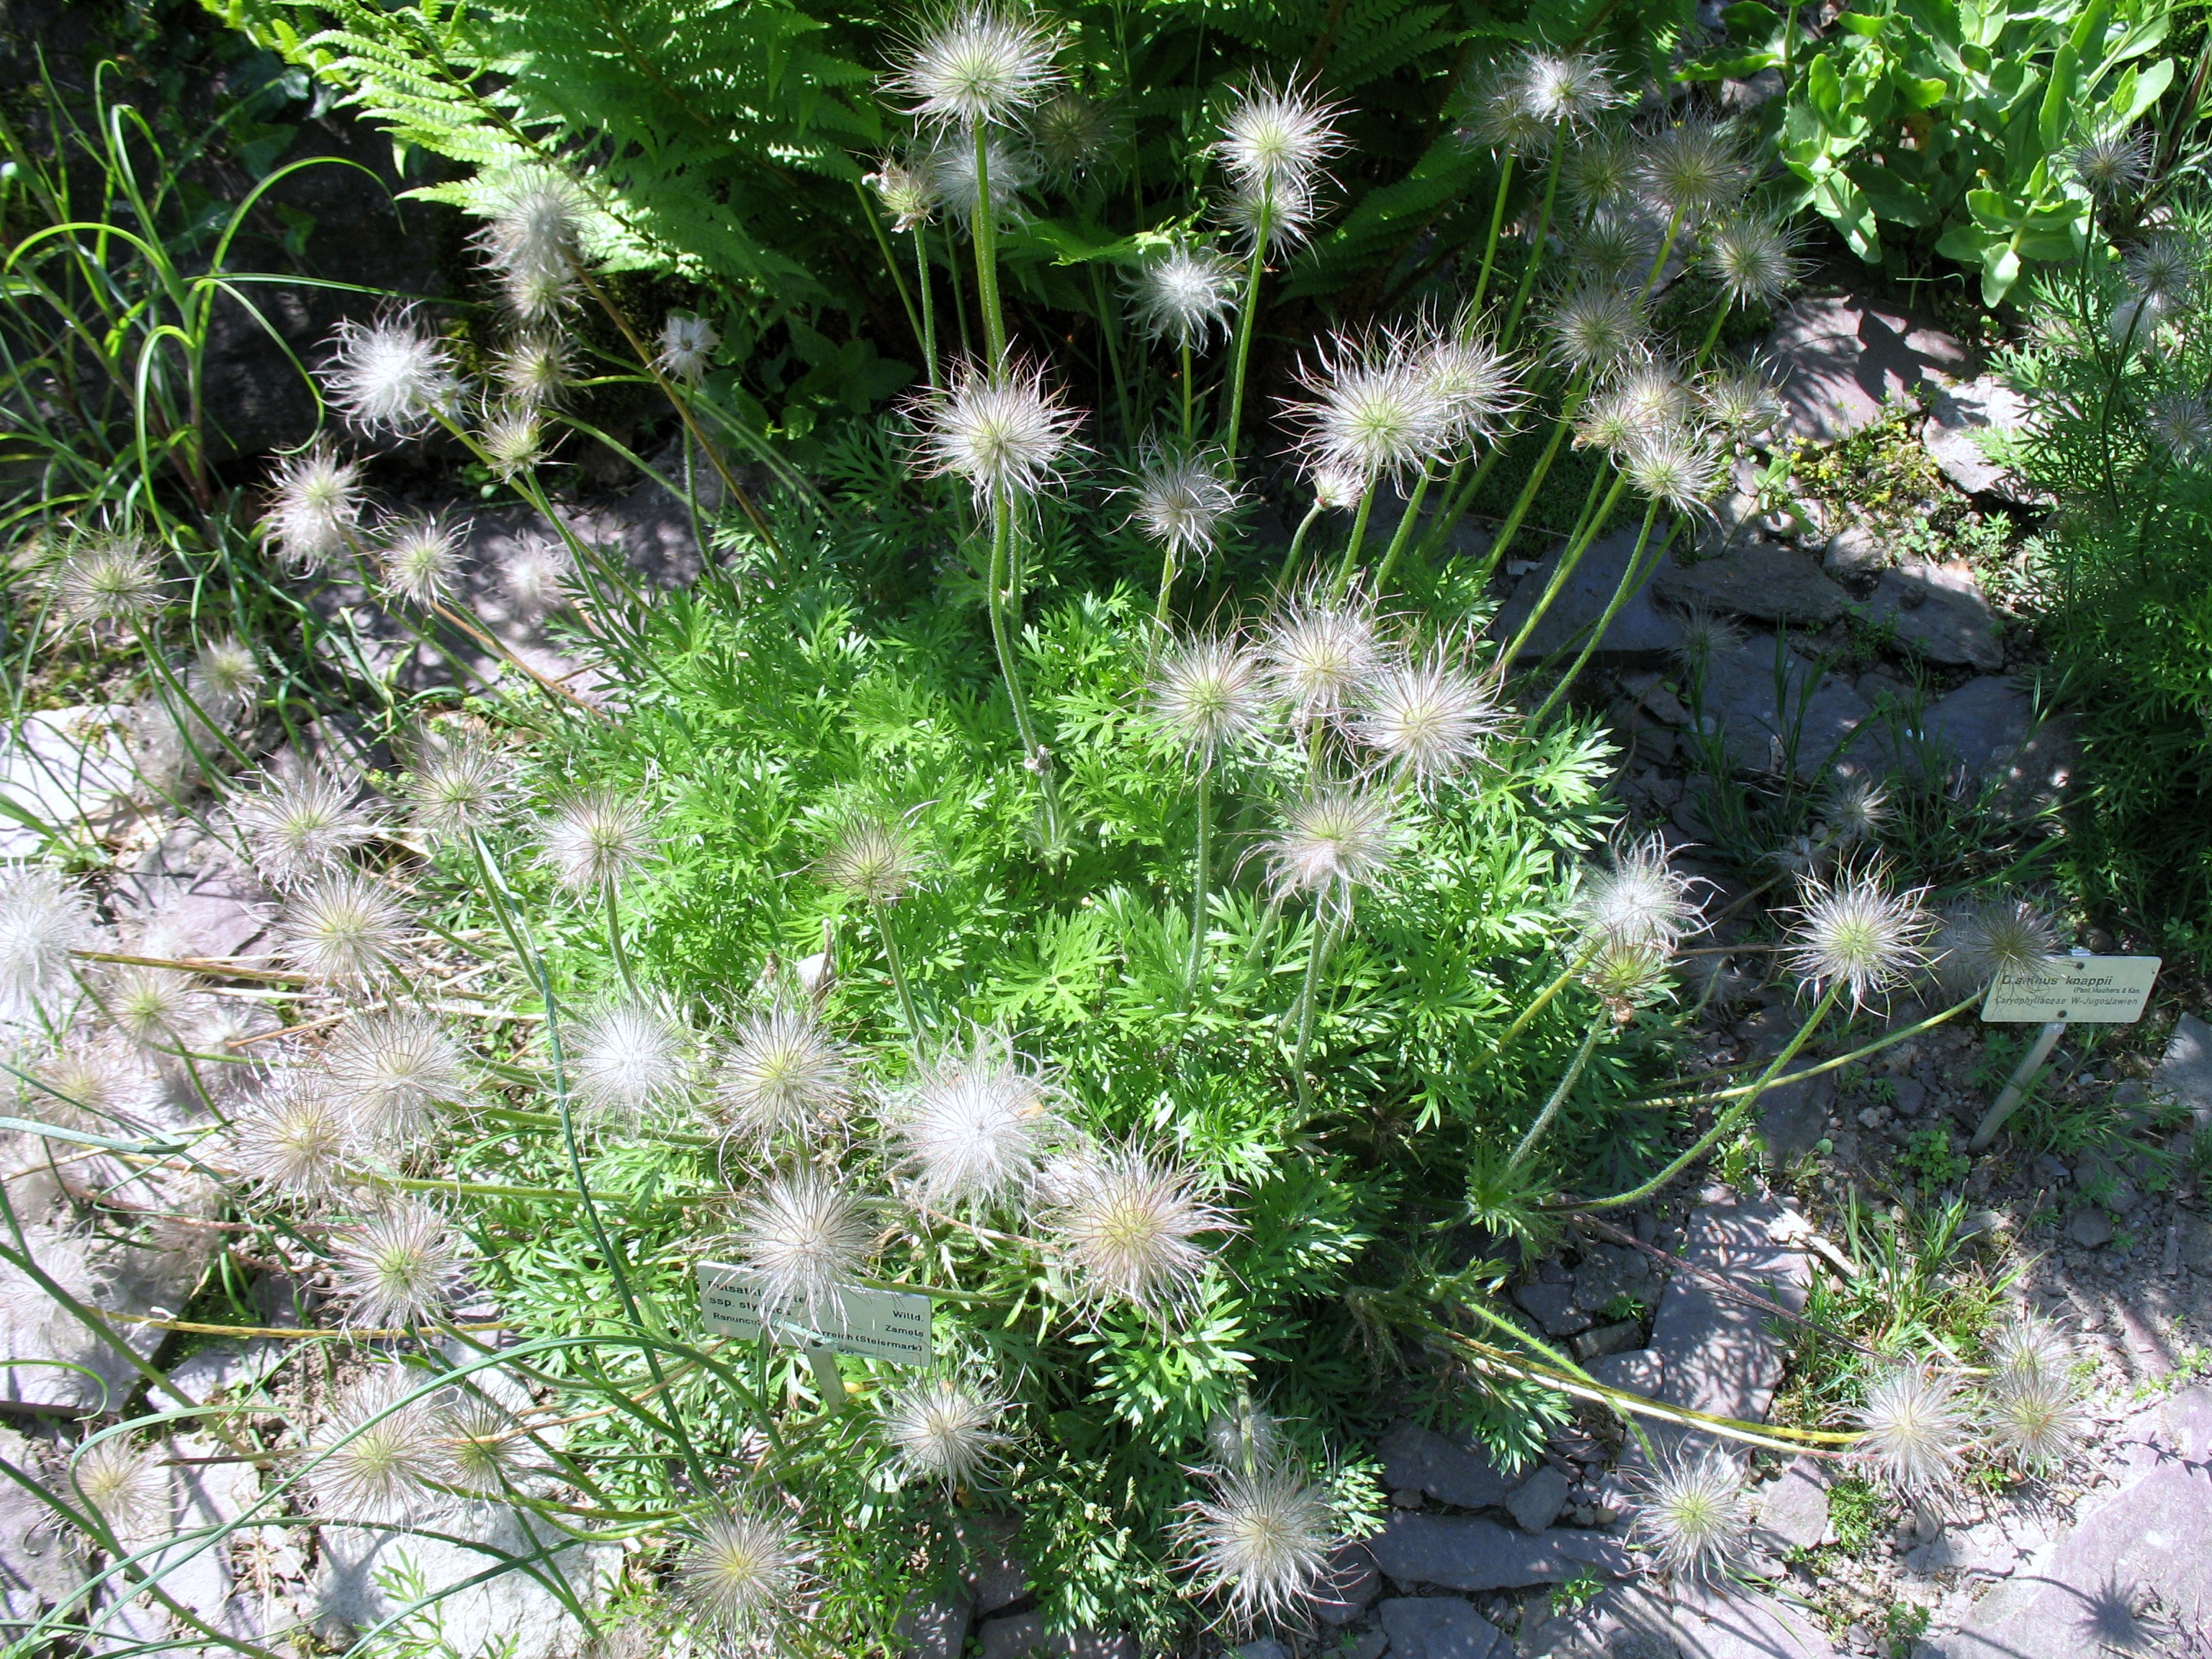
[1274,498,1327,593]
[1529,497,1665,721]
[1222,188,1274,464]
[1289,907,1341,1113]
[1329,484,1377,598]
[1469,152,1516,315]
[1507,1010,1609,1171]
[1500,471,1629,665]
[1371,469,1432,593]
[973,125,1008,362]
[603,876,638,998]
[984,493,1065,849]
[915,227,940,393]
[1500,135,1565,349]
[874,899,923,1052]
[1186,767,1212,999]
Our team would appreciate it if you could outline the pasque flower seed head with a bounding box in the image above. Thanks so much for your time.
[655,313,720,382]
[1545,284,1647,377]
[1622,425,1726,516]
[711,1004,856,1144]
[909,356,1083,506]
[1571,834,1704,956]
[307,1370,450,1522]
[540,788,660,894]
[1519,48,1619,129]
[331,1200,472,1329]
[1127,449,1239,562]
[1177,1455,1336,1627]
[1632,115,1751,229]
[1856,1361,1971,1495]
[1987,1367,2085,1473]
[568,997,692,1126]
[1632,1446,1751,1578]
[230,766,381,889]
[1261,594,1382,729]
[226,1074,356,1199]
[53,536,164,630]
[1287,329,1449,485]
[410,746,511,840]
[324,1010,470,1141]
[322,307,459,438]
[890,1029,1063,1210]
[881,1375,1013,1487]
[1130,243,1240,349]
[1932,895,2062,995]
[891,3,1062,127]
[1217,79,1344,197]
[277,871,412,986]
[1262,786,1403,910]
[1352,647,1507,784]
[678,1507,803,1637]
[1786,864,1936,1008]
[375,515,467,608]
[261,442,364,573]
[474,167,586,321]
[925,130,1037,223]
[1148,631,1268,765]
[731,1169,876,1327]
[0,864,95,1012]
[818,816,925,906]
[1702,213,1804,307]
[1416,326,1521,450]
[495,332,574,408]
[71,1437,170,1542]
[1040,1143,1231,1312]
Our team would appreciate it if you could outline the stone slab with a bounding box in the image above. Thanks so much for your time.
[897,1595,974,1659]
[1643,1200,1811,1426]
[1861,562,2003,671]
[1758,1074,1837,1165]
[109,823,272,963]
[1493,528,1687,665]
[1653,545,1851,627]
[0,706,137,858]
[1923,378,2039,503]
[1753,1457,1830,1552]
[1522,1579,1838,1659]
[1687,635,1872,781]
[0,1426,85,1634]
[974,1612,1136,1659]
[1375,1422,1516,1511]
[1312,1542,1380,1625]
[1375,1596,1504,1659]
[2154,1014,2212,1132]
[1506,1466,1571,1534]
[1759,294,1972,444]
[1364,1513,1632,1592]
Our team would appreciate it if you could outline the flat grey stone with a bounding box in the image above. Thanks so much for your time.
[1574,1320,1643,1361]
[897,1594,974,1659]
[2166,1384,2212,1460]
[0,1426,86,1634]
[1923,378,2039,503]
[1821,521,1887,578]
[1644,1200,1811,1426]
[1904,1521,2018,1578]
[0,705,138,858]
[1336,1632,1390,1659]
[1758,1074,1837,1164]
[1376,1422,1516,1511]
[974,1612,1136,1659]
[0,1223,195,1413]
[1753,1457,1830,1552]
[2154,1014,2212,1132]
[1514,1280,1591,1337]
[1493,527,1687,665]
[1654,545,1851,627]
[109,824,272,964]
[1376,1596,1504,1659]
[1586,1349,1665,1397]
[1862,562,2004,670]
[1663,1575,1841,1659]
[2067,1208,2116,1249]
[1364,1513,1632,1591]
[1690,634,1873,780]
[956,1514,1027,1614]
[1506,1467,1572,1533]
[1571,1244,1660,1316]
[1312,1542,1380,1624]
[1925,1457,2212,1658]
[1236,1642,1290,1659]
[1760,294,1972,444]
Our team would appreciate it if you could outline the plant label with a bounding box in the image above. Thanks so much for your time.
[695,1262,932,1364]
[1982,956,2160,1024]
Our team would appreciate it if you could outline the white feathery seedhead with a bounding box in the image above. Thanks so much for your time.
[732,1169,877,1328]
[480,401,542,482]
[434,1390,535,1496]
[818,816,924,906]
[1177,1455,1336,1627]
[1987,1366,2085,1474]
[881,1375,1013,1487]
[1287,330,1449,485]
[331,1199,472,1329]
[1631,1445,1751,1579]
[1573,206,1665,285]
[1702,213,1803,307]
[925,130,1037,224]
[308,1370,451,1522]
[410,746,511,840]
[1262,595,1382,729]
[908,356,1083,507]
[1417,327,1521,451]
[655,313,721,382]
[230,766,380,889]
[102,963,207,1053]
[889,1029,1063,1210]
[1632,116,1751,229]
[475,168,587,321]
[1218,80,1344,197]
[1622,425,1726,516]
[890,3,1063,127]
[540,788,660,894]
[1205,1401,1280,1470]
[0,865,95,1013]
[0,1228,104,1352]
[1262,786,1403,910]
[1671,607,1743,670]
[1565,127,1635,211]
[568,997,693,1126]
[322,308,460,438]
[1988,1313,2073,1389]
[1856,1361,1972,1495]
[2125,229,2201,300]
[1032,90,1117,186]
[261,443,364,573]
[1822,775,1889,845]
[226,1074,355,1199]
[2069,128,2152,203]
[678,1508,803,1637]
[2146,390,2212,462]
[1148,632,1269,765]
[71,1437,170,1542]
[189,636,261,722]
[376,515,467,608]
[711,1004,856,1144]
[276,871,412,986]
[22,1038,159,1135]
[1520,48,1620,129]
[1127,449,1239,562]
[1464,61,1551,157]
[1698,363,1786,439]
[1219,173,1321,256]
[1310,464,1366,511]
[1611,359,1695,428]
[1581,938,1672,1016]
[325,1010,470,1140]
[1571,834,1704,956]
[1351,647,1508,784]
[1932,896,2062,995]
[1040,1143,1229,1313]
[1130,243,1240,349]
[1545,284,1647,377]
[1785,865,1935,1008]
[502,534,574,619]
[495,332,574,410]
[53,536,164,630]
[866,158,938,233]
[2109,291,2175,354]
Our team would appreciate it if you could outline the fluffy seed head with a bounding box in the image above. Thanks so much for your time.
[1784,865,1935,1008]
[435,1392,534,1496]
[1177,1456,1336,1627]
[2069,128,2153,203]
[226,1074,355,1199]
[540,788,660,894]
[410,746,511,840]
[2146,390,2212,462]
[1632,116,1751,228]
[925,130,1036,223]
[655,313,720,382]
[277,871,412,986]
[731,1169,876,1328]
[1702,214,1803,307]
[2110,291,2175,353]
[1130,243,1239,349]
[866,157,937,232]
[325,1010,470,1140]
[475,168,586,320]
[1822,775,1889,845]
[1310,465,1365,511]
[1031,91,1117,185]
[1148,632,1268,765]
[322,309,459,438]
[1352,648,1507,784]
[890,1030,1063,1210]
[308,1370,450,1522]
[1218,80,1344,196]
[881,1376,1012,1487]
[0,865,95,1012]
[891,4,1061,126]
[190,637,261,720]
[102,963,206,1051]
[230,767,380,889]
[53,536,164,629]
[1206,1401,1280,1469]
[331,1200,472,1329]
[261,444,364,573]
[1520,49,1619,128]
[1622,426,1726,515]
[1573,206,1665,284]
[1127,449,1239,562]
[495,332,574,410]
[502,535,574,619]
[1219,174,1321,255]
[1932,896,2062,995]
[818,816,924,906]
[376,515,467,608]
[1546,284,1647,375]
[909,356,1082,506]
[1565,128,1635,210]
[1631,1446,1750,1579]
[1464,63,1551,157]
[678,1508,801,1637]
[1582,938,1672,1017]
[1416,328,1521,450]
[1989,1313,2074,1389]
[71,1437,169,1542]
[1856,1362,1971,1495]
[1987,1367,2085,1473]
[479,403,543,479]
[1040,1143,1229,1312]
[1671,607,1743,669]
[1262,595,1382,729]
[1572,835,1704,956]
[1262,786,1403,910]
[711,1004,856,1145]
[1287,330,1449,485]
[1699,363,1786,439]
[21,1038,158,1133]
[569,997,692,1126]
[2125,229,2202,300]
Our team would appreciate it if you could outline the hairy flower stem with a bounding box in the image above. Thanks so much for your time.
[1500,136,1565,349]
[875,899,923,1051]
[1470,377,1585,580]
[1329,485,1378,598]
[603,878,638,997]
[1274,499,1328,592]
[1693,302,1730,369]
[1470,940,1597,1079]
[1470,154,1516,316]
[1181,341,1195,446]
[1370,469,1433,593]
[915,229,940,392]
[1155,543,1179,632]
[1500,472,1629,665]
[1572,983,1842,1213]
[855,179,924,353]
[1222,189,1274,464]
[985,494,1064,850]
[1289,908,1341,1113]
[1506,1011,1609,1172]
[972,125,1009,362]
[1529,498,1663,721]
[1186,767,1213,1001]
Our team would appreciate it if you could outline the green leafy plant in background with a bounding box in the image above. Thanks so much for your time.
[1689,0,2203,303]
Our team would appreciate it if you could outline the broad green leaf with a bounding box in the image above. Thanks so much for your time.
[1980,240,2022,306]
[1814,170,1881,260]
[1902,73,1951,107]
